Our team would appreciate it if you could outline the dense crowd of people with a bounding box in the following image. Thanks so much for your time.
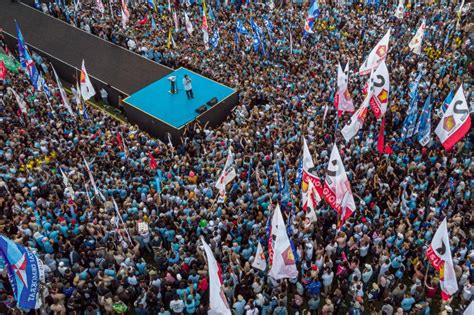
[0,0,473,313]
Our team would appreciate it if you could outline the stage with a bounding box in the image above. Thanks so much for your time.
[122,68,238,143]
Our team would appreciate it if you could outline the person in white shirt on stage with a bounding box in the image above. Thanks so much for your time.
[183,75,194,99]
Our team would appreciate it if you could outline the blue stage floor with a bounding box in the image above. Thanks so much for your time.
[123,68,235,129]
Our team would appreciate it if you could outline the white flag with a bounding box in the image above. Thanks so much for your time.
[96,0,105,14]
[302,178,321,215]
[302,137,314,171]
[341,100,369,142]
[409,20,425,55]
[464,301,474,315]
[323,144,356,224]
[426,218,458,300]
[252,242,267,271]
[215,148,236,192]
[394,0,404,19]
[201,237,231,315]
[184,12,194,35]
[173,10,179,31]
[268,205,298,280]
[120,0,130,28]
[368,60,390,119]
[359,29,390,75]
[434,86,471,151]
[80,60,96,101]
[60,168,75,200]
[335,62,354,115]
[52,66,75,116]
[8,88,28,114]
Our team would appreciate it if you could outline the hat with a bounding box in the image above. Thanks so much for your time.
[354,302,360,309]
[238,295,244,301]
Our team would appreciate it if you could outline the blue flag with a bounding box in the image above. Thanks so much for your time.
[274,161,283,193]
[15,22,39,89]
[151,16,157,30]
[304,0,320,35]
[401,96,419,141]
[409,72,422,99]
[295,158,303,186]
[210,29,220,49]
[263,16,274,36]
[156,169,162,193]
[236,19,249,35]
[441,89,454,114]
[281,174,290,206]
[0,235,44,310]
[416,95,432,146]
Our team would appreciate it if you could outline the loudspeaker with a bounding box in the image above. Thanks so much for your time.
[206,97,218,107]
[195,105,207,114]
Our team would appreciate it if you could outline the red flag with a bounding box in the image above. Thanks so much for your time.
[116,132,125,152]
[0,61,6,81]
[377,118,385,155]
[137,15,148,25]
[148,152,158,170]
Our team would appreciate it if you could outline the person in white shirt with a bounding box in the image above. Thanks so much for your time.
[183,75,194,99]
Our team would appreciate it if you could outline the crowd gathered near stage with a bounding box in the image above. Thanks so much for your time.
[0,0,473,314]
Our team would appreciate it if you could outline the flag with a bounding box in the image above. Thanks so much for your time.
[15,22,39,89]
[250,19,263,53]
[96,0,105,13]
[60,168,75,200]
[116,132,128,156]
[368,61,390,119]
[120,0,130,28]
[334,62,354,115]
[0,235,45,310]
[435,86,471,151]
[202,12,209,49]
[147,0,157,11]
[409,19,426,55]
[268,205,298,280]
[151,16,157,30]
[426,218,458,300]
[201,237,231,315]
[184,12,194,35]
[395,0,404,19]
[263,16,274,35]
[236,19,249,35]
[0,60,6,81]
[416,95,432,146]
[302,178,321,213]
[465,301,474,315]
[401,95,419,140]
[341,100,369,142]
[52,66,75,116]
[83,157,100,197]
[80,60,96,101]
[301,138,324,196]
[173,10,179,31]
[323,144,356,224]
[252,242,267,271]
[167,29,172,49]
[8,88,28,114]
[377,118,385,155]
[156,169,162,193]
[215,148,236,192]
[440,89,454,115]
[295,158,303,186]
[15,21,27,69]
[148,152,158,170]
[210,29,220,49]
[304,0,320,34]
[359,29,390,75]
[275,161,283,193]
[409,72,422,99]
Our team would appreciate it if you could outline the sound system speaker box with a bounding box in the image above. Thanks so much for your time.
[206,97,218,107]
[195,105,207,114]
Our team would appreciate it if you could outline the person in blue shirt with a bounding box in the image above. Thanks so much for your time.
[400,293,416,312]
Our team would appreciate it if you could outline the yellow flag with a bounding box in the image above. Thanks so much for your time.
[167,29,172,49]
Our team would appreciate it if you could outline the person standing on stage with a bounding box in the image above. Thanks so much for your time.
[183,75,194,99]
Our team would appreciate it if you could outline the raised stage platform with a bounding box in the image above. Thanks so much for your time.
[123,68,239,142]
